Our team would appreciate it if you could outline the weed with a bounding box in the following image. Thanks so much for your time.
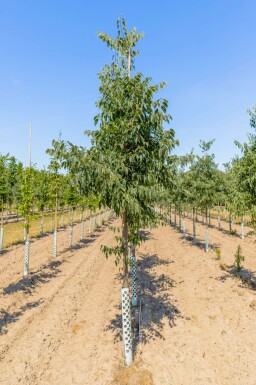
[214,246,221,260]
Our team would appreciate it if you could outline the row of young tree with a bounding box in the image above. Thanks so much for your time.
[0,154,83,217]
[3,17,256,368]
[159,105,256,235]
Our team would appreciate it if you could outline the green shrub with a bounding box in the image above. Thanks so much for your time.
[235,245,244,271]
[214,246,221,260]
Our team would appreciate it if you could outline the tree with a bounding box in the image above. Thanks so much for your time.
[86,18,177,365]
[47,18,177,366]
[234,106,256,229]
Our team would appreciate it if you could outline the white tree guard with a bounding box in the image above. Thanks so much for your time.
[241,222,245,240]
[205,228,209,252]
[24,240,30,277]
[54,229,57,257]
[24,227,27,241]
[40,218,44,236]
[69,225,73,248]
[80,221,85,241]
[89,217,92,234]
[50,217,53,232]
[129,245,138,307]
[182,220,186,239]
[61,214,64,228]
[121,288,133,366]
[193,220,196,244]
[0,228,4,250]
[80,213,82,222]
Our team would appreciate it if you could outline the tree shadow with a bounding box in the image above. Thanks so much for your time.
[181,232,217,252]
[3,260,63,295]
[0,299,43,335]
[216,264,256,291]
[139,230,153,241]
[105,253,181,352]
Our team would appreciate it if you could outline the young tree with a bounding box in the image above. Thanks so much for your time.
[86,18,177,365]
[47,18,177,366]
[19,165,36,276]
[234,106,256,229]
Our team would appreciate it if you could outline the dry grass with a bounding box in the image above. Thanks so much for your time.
[1,209,85,248]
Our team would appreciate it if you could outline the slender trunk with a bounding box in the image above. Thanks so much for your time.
[130,243,138,307]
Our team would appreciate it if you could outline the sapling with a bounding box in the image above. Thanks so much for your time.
[19,166,35,277]
[235,245,244,272]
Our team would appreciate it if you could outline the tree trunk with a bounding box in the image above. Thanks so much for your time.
[122,211,129,288]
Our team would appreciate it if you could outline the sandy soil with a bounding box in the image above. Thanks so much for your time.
[0,213,256,385]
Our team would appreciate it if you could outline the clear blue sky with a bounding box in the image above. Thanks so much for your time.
[1,0,256,168]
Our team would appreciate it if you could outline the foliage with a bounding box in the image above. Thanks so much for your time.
[214,245,221,260]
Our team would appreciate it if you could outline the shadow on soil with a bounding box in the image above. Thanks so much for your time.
[2,220,115,296]
[3,260,64,295]
[0,299,43,335]
[174,226,217,252]
[217,264,256,291]
[106,253,181,352]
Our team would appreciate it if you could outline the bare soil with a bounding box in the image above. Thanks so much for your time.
[0,214,256,385]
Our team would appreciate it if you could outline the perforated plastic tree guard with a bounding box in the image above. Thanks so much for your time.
[205,228,209,252]
[40,219,44,236]
[0,228,4,250]
[121,287,133,366]
[129,245,138,307]
[80,221,85,241]
[89,217,92,233]
[69,225,73,248]
[24,227,27,241]
[54,230,57,257]
[24,240,30,277]
[241,222,244,240]
[182,220,186,239]
[50,217,53,232]
[193,221,196,244]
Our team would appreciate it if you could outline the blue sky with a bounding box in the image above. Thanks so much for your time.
[0,0,256,168]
